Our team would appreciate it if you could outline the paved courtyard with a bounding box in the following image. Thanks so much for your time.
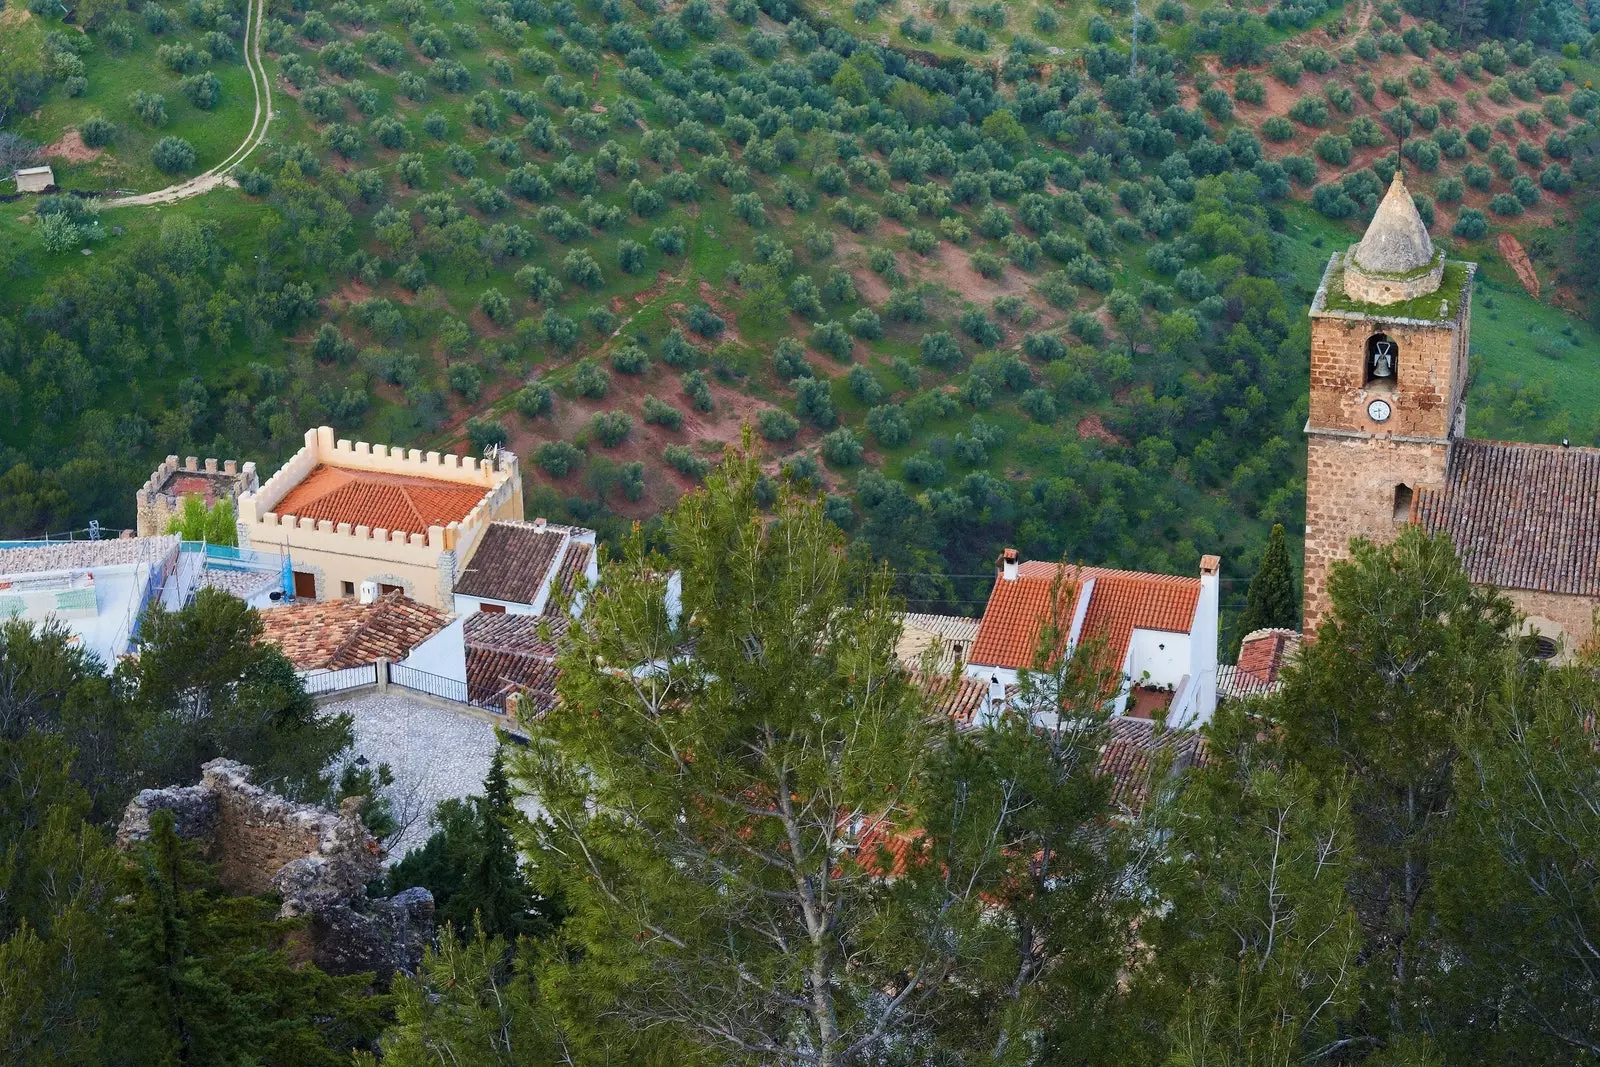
[325,691,508,860]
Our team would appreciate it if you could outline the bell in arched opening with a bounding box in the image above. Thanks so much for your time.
[1366,333,1396,382]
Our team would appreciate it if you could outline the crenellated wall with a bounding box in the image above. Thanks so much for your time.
[238,428,522,608]
[136,455,260,537]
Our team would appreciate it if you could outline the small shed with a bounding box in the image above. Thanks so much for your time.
[14,166,55,194]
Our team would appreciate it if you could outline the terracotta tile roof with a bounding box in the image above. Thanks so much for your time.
[273,465,487,535]
[1413,439,1600,597]
[546,539,593,612]
[969,562,1201,671]
[895,613,981,674]
[455,521,568,604]
[1098,716,1207,812]
[259,593,451,671]
[462,611,565,711]
[1219,628,1301,700]
[916,672,994,727]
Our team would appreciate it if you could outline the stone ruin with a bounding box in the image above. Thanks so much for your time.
[116,758,433,981]
[135,455,260,538]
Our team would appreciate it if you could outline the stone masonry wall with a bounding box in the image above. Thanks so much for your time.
[1303,433,1450,631]
[118,759,378,898]
[1503,588,1599,661]
[117,759,434,979]
[1308,313,1466,440]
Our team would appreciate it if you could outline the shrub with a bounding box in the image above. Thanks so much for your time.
[590,410,633,447]
[562,250,604,289]
[847,366,886,405]
[921,331,963,370]
[1262,116,1295,142]
[467,417,509,452]
[536,440,583,477]
[795,377,836,428]
[680,369,714,412]
[478,289,513,325]
[664,445,710,479]
[819,427,863,467]
[642,395,683,429]
[516,382,553,418]
[687,304,725,339]
[616,239,648,275]
[1488,193,1523,216]
[1313,134,1353,166]
[448,363,483,402]
[79,115,117,148]
[812,320,853,361]
[573,359,609,398]
[1452,208,1487,239]
[757,408,799,442]
[129,90,168,127]
[610,346,650,375]
[152,136,197,173]
[180,72,222,110]
[865,404,912,447]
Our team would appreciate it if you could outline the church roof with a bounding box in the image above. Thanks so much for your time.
[1353,173,1435,275]
[1413,439,1600,597]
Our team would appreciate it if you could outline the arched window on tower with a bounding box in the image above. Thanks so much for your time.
[1366,333,1398,388]
[1393,483,1413,522]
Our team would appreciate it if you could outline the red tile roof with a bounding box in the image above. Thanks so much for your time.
[1098,716,1207,811]
[1413,439,1600,596]
[274,465,486,535]
[462,612,566,712]
[259,593,451,671]
[969,562,1202,671]
[546,539,593,613]
[455,522,568,604]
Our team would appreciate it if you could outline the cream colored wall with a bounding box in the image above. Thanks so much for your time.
[239,427,523,608]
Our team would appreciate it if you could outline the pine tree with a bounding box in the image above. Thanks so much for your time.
[511,440,940,1066]
[1231,523,1299,654]
[1273,527,1518,1051]
[111,808,388,1066]
[355,922,554,1067]
[0,733,118,1065]
[389,748,551,941]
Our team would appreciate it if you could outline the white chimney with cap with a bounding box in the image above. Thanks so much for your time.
[1000,547,1019,581]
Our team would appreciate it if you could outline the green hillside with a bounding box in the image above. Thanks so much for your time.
[1,0,1597,626]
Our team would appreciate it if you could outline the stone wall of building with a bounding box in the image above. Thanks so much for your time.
[1303,433,1450,631]
[1503,588,1598,661]
[1308,311,1467,441]
[117,758,433,979]
[136,456,260,538]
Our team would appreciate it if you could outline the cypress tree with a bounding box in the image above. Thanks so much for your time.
[1232,523,1299,653]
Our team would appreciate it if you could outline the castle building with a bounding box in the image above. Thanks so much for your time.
[1304,174,1597,656]
[237,427,523,609]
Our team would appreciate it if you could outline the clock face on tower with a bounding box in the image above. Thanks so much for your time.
[1367,398,1392,423]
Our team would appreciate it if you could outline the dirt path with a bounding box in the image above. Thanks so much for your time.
[104,0,271,207]
[1497,232,1539,299]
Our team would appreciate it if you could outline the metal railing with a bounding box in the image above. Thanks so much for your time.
[303,664,379,696]
[389,662,471,705]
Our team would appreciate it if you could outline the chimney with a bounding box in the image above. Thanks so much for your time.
[999,547,1019,581]
[533,517,547,531]
[1184,555,1222,729]
[977,672,1007,728]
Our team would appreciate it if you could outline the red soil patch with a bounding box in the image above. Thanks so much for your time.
[1497,232,1539,299]
[43,129,100,165]
[1077,413,1124,447]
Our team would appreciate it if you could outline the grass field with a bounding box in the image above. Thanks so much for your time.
[15,5,258,193]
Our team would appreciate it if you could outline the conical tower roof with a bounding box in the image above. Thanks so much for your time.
[1353,173,1434,275]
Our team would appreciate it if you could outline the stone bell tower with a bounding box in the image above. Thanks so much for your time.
[1303,173,1476,630]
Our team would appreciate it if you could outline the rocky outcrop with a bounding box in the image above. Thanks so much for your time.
[118,758,433,981]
